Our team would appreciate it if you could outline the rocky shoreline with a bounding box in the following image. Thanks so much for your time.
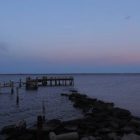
[1,92,140,140]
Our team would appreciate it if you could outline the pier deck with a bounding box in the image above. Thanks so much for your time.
[26,76,74,90]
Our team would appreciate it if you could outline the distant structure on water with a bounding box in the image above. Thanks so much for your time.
[25,76,74,90]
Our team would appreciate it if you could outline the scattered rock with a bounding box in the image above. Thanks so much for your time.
[81,137,89,140]
[18,133,34,140]
[49,131,79,140]
[1,125,16,134]
[81,136,96,140]
[108,132,121,140]
[112,107,131,119]
[130,118,140,128]
[89,136,96,140]
[0,135,8,140]
[121,126,134,133]
[98,128,112,134]
[121,133,140,140]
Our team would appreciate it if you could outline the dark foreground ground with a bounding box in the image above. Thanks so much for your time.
[1,92,140,140]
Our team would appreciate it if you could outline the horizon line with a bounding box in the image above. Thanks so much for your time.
[0,72,140,75]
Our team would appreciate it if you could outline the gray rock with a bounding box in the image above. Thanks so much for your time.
[0,135,8,140]
[110,121,119,128]
[122,126,134,133]
[121,133,140,140]
[49,132,56,140]
[98,128,111,134]
[81,136,96,140]
[1,124,16,134]
[130,119,140,128]
[49,132,79,140]
[136,129,140,135]
[57,132,79,140]
[108,132,117,139]
[81,137,89,140]
[64,125,78,131]
[112,107,131,119]
[45,119,62,131]
[95,137,102,140]
[108,133,121,140]
[89,136,96,140]
[18,134,34,140]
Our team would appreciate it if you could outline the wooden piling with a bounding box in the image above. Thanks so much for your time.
[19,79,22,88]
[16,87,19,105]
[50,79,52,86]
[42,100,46,122]
[11,81,14,94]
[37,116,43,140]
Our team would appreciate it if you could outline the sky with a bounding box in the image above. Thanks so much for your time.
[0,0,140,73]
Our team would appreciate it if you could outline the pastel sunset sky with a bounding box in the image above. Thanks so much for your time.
[0,0,140,73]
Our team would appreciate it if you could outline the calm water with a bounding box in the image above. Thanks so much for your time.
[0,74,140,129]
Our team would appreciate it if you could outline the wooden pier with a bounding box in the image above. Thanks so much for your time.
[26,76,74,90]
[0,76,74,91]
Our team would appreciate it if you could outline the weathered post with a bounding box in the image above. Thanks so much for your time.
[11,81,14,94]
[26,77,29,90]
[44,76,48,86]
[37,115,43,140]
[16,87,19,105]
[42,100,46,122]
[19,79,22,88]
[0,83,1,92]
[4,81,6,87]
[42,76,46,86]
[62,80,63,86]
[35,77,38,89]
[64,80,66,86]
[58,80,61,86]
[55,78,57,86]
[72,78,74,86]
[70,79,72,86]
[50,78,52,86]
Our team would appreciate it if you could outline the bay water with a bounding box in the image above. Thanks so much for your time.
[0,74,140,129]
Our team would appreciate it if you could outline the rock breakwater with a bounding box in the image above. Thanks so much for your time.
[61,92,140,139]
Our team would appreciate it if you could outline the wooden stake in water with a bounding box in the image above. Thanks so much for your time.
[16,87,19,105]
[37,115,43,140]
[0,83,1,92]
[19,79,22,88]
[42,100,46,122]
[11,81,14,94]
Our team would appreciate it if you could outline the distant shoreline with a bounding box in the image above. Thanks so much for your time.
[0,73,140,75]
